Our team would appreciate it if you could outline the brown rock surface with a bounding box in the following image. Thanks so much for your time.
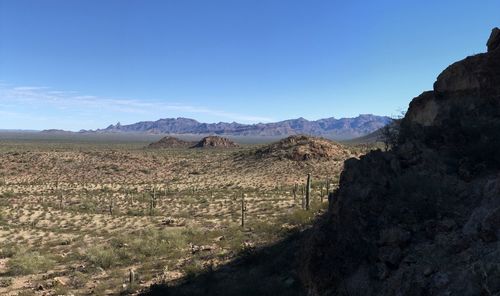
[191,136,239,148]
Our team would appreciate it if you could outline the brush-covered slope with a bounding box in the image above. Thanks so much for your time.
[253,135,352,161]
[147,136,194,148]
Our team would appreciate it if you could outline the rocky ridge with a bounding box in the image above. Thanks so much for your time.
[90,115,391,140]
[301,28,500,295]
[191,136,239,148]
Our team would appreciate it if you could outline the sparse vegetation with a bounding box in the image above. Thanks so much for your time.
[6,251,55,275]
[0,137,369,295]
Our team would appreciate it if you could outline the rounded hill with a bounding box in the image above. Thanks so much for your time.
[253,135,352,161]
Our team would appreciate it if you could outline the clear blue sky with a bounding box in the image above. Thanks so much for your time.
[0,0,498,130]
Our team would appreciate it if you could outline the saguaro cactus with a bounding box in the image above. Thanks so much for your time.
[149,187,157,216]
[322,178,330,203]
[241,193,247,228]
[129,268,136,285]
[305,173,311,211]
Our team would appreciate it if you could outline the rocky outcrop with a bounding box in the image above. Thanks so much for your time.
[301,28,500,295]
[487,27,500,52]
[147,136,193,149]
[253,135,352,161]
[191,136,239,148]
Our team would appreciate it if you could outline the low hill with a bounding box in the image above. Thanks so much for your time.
[253,135,352,161]
[147,136,194,148]
[191,136,239,148]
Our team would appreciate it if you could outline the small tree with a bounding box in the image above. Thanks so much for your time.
[379,111,405,151]
[379,122,400,151]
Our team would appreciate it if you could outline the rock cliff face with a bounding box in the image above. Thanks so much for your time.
[301,28,500,295]
[191,136,239,148]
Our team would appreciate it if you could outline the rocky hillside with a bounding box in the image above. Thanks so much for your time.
[253,135,352,161]
[191,136,239,148]
[89,114,391,140]
[147,136,193,149]
[301,28,500,295]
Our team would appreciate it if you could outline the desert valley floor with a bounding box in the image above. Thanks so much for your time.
[0,134,370,295]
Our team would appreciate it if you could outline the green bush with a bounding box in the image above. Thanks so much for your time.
[7,251,55,275]
[86,246,119,269]
[0,244,19,258]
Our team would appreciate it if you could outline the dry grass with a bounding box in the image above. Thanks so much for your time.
[0,139,363,295]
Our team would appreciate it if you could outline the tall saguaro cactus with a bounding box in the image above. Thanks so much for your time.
[129,268,136,286]
[241,193,247,228]
[109,195,114,216]
[322,178,330,203]
[149,186,157,216]
[305,173,311,211]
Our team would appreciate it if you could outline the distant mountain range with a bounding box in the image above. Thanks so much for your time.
[82,114,392,140]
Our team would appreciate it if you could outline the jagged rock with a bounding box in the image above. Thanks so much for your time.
[487,27,500,52]
[93,115,391,139]
[191,136,239,148]
[300,28,500,296]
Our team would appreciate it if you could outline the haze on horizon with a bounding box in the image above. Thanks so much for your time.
[0,0,498,131]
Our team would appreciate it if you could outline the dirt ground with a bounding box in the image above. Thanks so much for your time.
[0,139,359,295]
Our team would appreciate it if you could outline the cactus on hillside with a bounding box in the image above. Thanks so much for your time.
[305,173,311,210]
[241,193,247,228]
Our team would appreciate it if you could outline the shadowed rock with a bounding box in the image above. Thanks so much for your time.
[301,27,500,296]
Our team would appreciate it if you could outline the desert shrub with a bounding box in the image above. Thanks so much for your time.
[219,226,246,252]
[106,228,188,265]
[182,227,212,245]
[0,211,6,226]
[182,258,204,279]
[69,271,89,289]
[126,208,145,216]
[285,209,315,226]
[378,120,401,151]
[0,191,15,199]
[0,277,12,288]
[78,200,97,213]
[0,244,19,258]
[86,246,119,269]
[7,251,55,275]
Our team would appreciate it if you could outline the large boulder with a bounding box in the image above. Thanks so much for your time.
[301,28,500,296]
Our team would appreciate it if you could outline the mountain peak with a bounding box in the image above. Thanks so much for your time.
[92,114,391,140]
